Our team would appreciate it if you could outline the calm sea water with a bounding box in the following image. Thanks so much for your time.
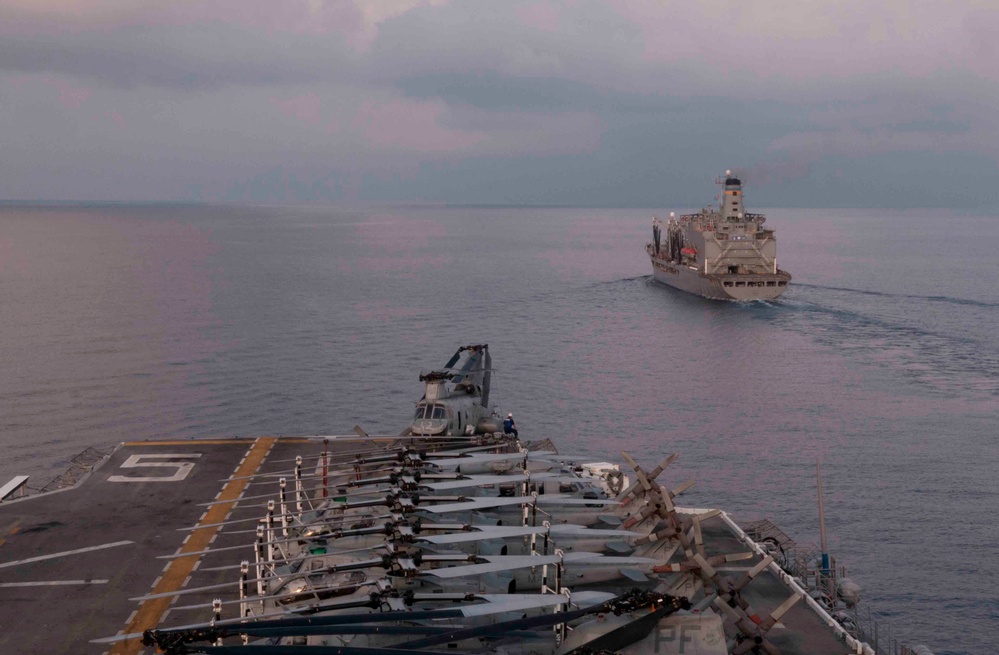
[1,204,997,653]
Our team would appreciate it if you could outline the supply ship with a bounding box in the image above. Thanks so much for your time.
[647,171,792,301]
[0,345,922,655]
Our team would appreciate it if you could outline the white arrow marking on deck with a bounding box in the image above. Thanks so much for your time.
[0,579,109,587]
[0,540,133,569]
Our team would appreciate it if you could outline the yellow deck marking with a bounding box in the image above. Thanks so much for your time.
[124,437,313,446]
[123,437,406,448]
[0,521,21,548]
[124,439,253,446]
[111,437,276,655]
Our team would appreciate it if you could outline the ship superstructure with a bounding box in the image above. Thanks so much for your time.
[647,171,791,300]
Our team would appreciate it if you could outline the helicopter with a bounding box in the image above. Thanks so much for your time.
[100,448,802,655]
[408,344,502,438]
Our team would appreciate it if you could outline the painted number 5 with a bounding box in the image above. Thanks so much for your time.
[108,454,202,482]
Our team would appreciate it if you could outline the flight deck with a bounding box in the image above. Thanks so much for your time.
[0,436,870,655]
[0,437,328,654]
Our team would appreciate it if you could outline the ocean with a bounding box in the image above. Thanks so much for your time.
[1,203,996,653]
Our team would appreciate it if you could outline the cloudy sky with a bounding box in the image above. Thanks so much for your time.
[2,0,997,207]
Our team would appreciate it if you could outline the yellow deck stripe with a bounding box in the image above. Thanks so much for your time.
[124,439,253,446]
[0,521,21,548]
[111,437,276,655]
[124,438,312,446]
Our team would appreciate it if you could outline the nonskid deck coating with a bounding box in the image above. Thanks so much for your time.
[0,437,859,654]
[0,438,289,654]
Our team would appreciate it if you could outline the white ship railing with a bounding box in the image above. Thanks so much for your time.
[680,506,878,655]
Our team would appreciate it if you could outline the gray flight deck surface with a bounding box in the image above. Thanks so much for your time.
[0,437,860,655]
[0,437,306,655]
[696,520,846,654]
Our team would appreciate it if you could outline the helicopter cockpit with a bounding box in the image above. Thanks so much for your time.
[412,401,452,436]
[413,403,448,420]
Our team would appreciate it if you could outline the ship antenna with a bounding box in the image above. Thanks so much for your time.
[817,458,833,598]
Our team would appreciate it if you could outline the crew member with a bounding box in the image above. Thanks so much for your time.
[503,413,518,437]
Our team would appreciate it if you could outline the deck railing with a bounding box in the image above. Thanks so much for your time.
[37,446,114,493]
[740,519,930,655]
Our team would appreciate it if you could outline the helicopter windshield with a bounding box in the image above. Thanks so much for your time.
[414,403,447,420]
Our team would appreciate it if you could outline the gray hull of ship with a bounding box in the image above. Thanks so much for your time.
[649,259,790,301]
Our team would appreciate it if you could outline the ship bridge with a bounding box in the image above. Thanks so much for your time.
[720,174,744,221]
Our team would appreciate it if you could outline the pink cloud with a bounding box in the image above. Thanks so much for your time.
[609,0,999,85]
[351,98,483,153]
[14,75,94,108]
[473,110,602,156]
[961,8,999,79]
[515,2,562,32]
[270,93,323,125]
[3,1,350,32]
[0,1,449,48]
[55,79,93,108]
[768,127,987,158]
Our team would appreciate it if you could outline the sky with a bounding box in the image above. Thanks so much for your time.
[1,0,997,207]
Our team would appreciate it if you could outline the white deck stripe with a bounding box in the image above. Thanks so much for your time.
[0,540,133,569]
[0,579,109,587]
